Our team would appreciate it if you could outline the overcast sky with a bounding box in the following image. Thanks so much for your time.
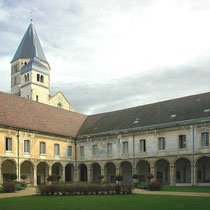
[1,0,210,114]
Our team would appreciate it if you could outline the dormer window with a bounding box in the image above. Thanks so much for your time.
[57,103,62,108]
[25,62,27,65]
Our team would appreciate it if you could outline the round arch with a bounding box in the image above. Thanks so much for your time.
[174,158,191,184]
[196,156,210,183]
[90,163,101,182]
[37,161,49,185]
[136,160,150,181]
[154,159,170,185]
[78,163,88,182]
[120,161,132,183]
[20,160,34,184]
[65,163,74,182]
[104,162,116,183]
[1,159,17,183]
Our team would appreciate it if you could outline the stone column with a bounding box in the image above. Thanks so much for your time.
[116,167,120,175]
[49,166,52,176]
[170,165,175,186]
[16,165,21,182]
[191,164,196,186]
[61,168,65,182]
[87,168,91,182]
[34,168,37,187]
[150,166,155,181]
[0,166,2,184]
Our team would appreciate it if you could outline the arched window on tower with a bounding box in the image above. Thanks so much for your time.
[24,74,27,82]
[40,75,44,83]
[37,74,40,82]
[36,95,39,102]
[27,73,29,82]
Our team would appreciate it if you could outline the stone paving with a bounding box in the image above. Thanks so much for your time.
[0,187,37,199]
[134,188,210,197]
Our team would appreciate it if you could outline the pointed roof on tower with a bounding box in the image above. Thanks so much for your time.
[11,21,48,63]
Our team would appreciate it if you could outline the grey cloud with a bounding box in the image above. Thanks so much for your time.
[51,63,210,115]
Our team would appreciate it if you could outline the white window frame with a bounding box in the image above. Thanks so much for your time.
[5,138,12,152]
[107,143,112,155]
[24,140,30,154]
[93,145,98,156]
[40,142,46,155]
[201,132,209,147]
[54,144,60,156]
[68,146,72,157]
[179,135,186,149]
[140,139,146,152]
[80,146,84,157]
[158,137,165,151]
[123,141,128,154]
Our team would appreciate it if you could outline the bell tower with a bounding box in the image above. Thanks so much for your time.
[11,21,50,104]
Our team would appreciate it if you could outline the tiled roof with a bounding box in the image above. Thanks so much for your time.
[11,22,48,63]
[0,91,86,137]
[78,92,210,136]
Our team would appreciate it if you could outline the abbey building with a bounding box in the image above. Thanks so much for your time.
[0,22,210,186]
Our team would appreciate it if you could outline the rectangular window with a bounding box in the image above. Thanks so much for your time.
[140,139,146,152]
[158,137,165,151]
[80,146,84,157]
[24,140,30,153]
[55,144,60,156]
[179,135,186,149]
[107,143,112,155]
[68,146,72,157]
[40,142,46,155]
[5,138,12,152]
[201,132,209,147]
[93,145,98,156]
[123,141,128,154]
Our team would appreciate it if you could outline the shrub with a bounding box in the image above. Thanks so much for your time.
[148,181,162,191]
[115,174,123,182]
[114,184,121,194]
[146,173,154,181]
[9,174,17,181]
[21,174,27,182]
[47,174,60,182]
[132,174,139,180]
[121,183,133,194]
[2,182,16,193]
[98,175,104,182]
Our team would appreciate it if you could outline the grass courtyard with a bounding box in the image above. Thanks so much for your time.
[161,186,210,193]
[0,194,210,210]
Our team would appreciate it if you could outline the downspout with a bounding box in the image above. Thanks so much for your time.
[132,132,135,176]
[17,130,20,181]
[74,137,77,181]
[192,125,195,186]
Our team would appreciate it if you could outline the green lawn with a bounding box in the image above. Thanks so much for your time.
[0,194,210,210]
[161,186,210,193]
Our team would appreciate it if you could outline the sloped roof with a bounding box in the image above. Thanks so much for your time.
[78,92,210,136]
[11,22,48,63]
[21,57,49,75]
[0,91,86,137]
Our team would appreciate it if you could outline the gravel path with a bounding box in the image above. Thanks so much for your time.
[0,187,37,199]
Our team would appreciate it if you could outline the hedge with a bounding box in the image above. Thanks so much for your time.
[37,183,133,196]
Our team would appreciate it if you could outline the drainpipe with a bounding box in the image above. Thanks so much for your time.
[192,125,195,186]
[132,132,135,176]
[17,130,20,181]
[74,138,77,181]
